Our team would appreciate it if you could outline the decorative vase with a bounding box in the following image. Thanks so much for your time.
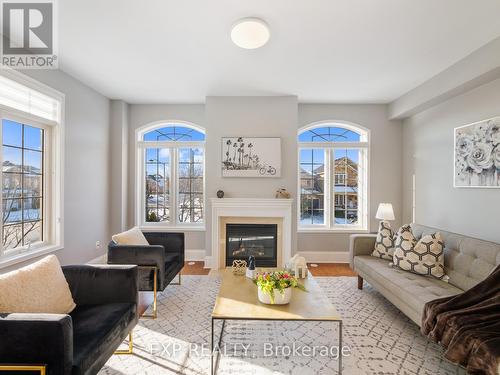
[231,259,247,275]
[246,255,256,279]
[258,287,292,305]
[275,188,291,199]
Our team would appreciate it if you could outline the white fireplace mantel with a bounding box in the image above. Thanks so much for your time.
[210,198,293,269]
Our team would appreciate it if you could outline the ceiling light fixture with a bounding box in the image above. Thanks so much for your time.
[231,17,270,49]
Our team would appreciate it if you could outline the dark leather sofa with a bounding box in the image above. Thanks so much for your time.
[107,232,184,318]
[0,264,138,375]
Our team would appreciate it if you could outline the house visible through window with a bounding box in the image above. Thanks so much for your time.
[138,124,205,227]
[334,194,345,207]
[2,120,44,251]
[0,72,63,261]
[298,124,369,230]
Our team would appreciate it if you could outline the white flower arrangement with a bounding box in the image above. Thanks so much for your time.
[455,117,500,187]
[494,147,500,170]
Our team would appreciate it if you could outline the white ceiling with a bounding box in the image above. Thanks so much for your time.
[59,0,500,104]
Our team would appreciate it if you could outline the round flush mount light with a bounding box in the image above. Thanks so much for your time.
[231,17,270,49]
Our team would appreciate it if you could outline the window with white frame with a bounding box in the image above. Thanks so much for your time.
[0,72,63,261]
[137,124,205,227]
[298,123,369,230]
[335,173,346,185]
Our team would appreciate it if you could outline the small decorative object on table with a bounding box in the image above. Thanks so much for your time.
[231,259,247,275]
[216,190,224,198]
[287,254,308,278]
[246,255,256,279]
[254,270,306,305]
[275,188,291,199]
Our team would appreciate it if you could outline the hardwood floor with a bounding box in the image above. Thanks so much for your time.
[181,261,357,276]
[307,263,357,277]
[182,261,210,275]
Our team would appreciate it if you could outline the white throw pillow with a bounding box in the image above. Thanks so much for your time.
[392,225,447,280]
[371,221,395,260]
[112,227,149,245]
[0,255,76,314]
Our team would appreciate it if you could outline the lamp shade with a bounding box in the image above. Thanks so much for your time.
[375,203,395,221]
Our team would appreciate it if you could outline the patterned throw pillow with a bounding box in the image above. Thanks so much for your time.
[372,221,395,260]
[392,225,446,280]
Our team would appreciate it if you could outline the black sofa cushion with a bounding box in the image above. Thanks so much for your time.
[110,232,185,292]
[165,261,180,278]
[70,303,136,375]
[165,253,179,264]
[0,266,138,375]
[0,313,73,374]
[137,257,179,290]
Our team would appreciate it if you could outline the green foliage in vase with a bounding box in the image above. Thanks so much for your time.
[254,270,306,304]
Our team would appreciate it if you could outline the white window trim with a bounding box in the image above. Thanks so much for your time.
[335,193,345,206]
[135,121,206,230]
[335,173,346,185]
[0,69,64,269]
[297,121,370,233]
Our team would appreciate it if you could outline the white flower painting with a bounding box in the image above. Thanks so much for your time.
[455,116,500,187]
[221,137,281,177]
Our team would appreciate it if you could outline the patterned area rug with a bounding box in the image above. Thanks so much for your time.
[100,275,465,375]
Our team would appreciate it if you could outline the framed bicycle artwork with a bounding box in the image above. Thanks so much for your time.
[221,137,281,177]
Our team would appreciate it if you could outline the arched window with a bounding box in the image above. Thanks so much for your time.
[137,123,205,227]
[298,122,369,230]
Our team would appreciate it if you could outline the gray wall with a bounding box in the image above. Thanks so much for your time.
[298,104,403,252]
[109,100,129,235]
[2,69,111,272]
[7,65,498,270]
[127,100,404,257]
[128,98,300,255]
[127,104,206,251]
[205,96,299,256]
[402,77,500,243]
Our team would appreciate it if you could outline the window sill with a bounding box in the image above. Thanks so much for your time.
[298,227,369,234]
[0,244,63,270]
[138,225,206,232]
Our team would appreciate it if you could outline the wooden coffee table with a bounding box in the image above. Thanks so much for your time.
[210,268,343,374]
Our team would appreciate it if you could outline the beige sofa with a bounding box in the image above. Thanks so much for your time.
[349,223,500,326]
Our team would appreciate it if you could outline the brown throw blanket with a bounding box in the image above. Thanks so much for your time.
[421,265,500,375]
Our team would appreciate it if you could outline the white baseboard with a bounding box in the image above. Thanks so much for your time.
[185,249,206,261]
[297,251,349,263]
[204,256,214,269]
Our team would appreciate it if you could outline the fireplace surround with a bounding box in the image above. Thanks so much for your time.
[210,198,293,269]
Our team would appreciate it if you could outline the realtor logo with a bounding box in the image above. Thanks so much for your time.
[1,0,58,68]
